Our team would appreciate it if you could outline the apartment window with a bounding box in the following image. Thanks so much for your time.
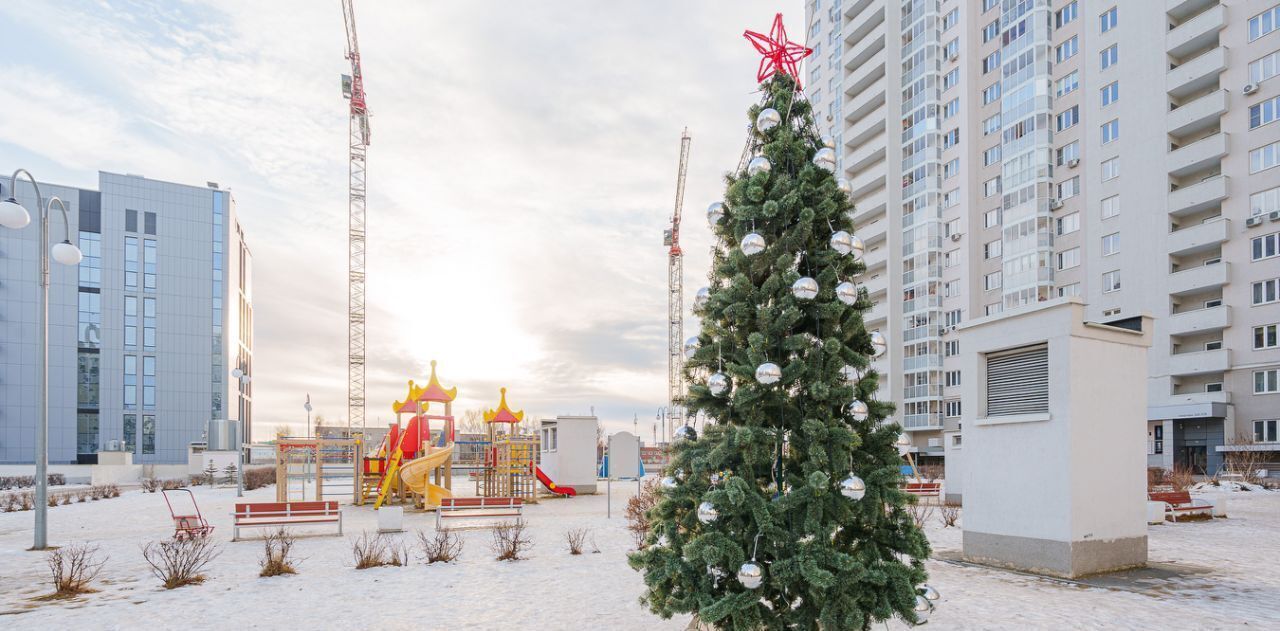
[945,219,960,237]
[943,128,960,148]
[982,51,1000,74]
[1101,81,1118,106]
[987,345,1049,416]
[984,208,1001,228]
[944,340,959,357]
[1256,324,1279,350]
[1102,195,1120,219]
[1056,37,1078,62]
[943,189,960,208]
[945,250,959,268]
[1252,141,1280,173]
[984,239,1002,259]
[1101,158,1119,181]
[124,296,138,348]
[982,20,999,42]
[1099,7,1117,32]
[985,302,1003,316]
[78,232,101,288]
[1205,298,1223,308]
[78,291,101,349]
[1153,425,1164,454]
[1251,50,1280,84]
[942,8,958,31]
[982,113,1001,135]
[1254,232,1280,260]
[1256,420,1279,443]
[1249,5,1280,41]
[1254,279,1280,305]
[982,82,1001,104]
[1256,369,1280,394]
[143,239,157,292]
[124,235,139,289]
[984,271,1003,291]
[945,309,963,327]
[983,0,998,12]
[142,415,156,455]
[144,211,156,236]
[1103,308,1121,317]
[143,297,156,349]
[1058,248,1081,270]
[1057,212,1080,235]
[1057,141,1079,165]
[944,159,959,179]
[1058,283,1080,297]
[1100,45,1118,69]
[945,371,961,387]
[943,98,960,120]
[1056,71,1079,97]
[125,209,138,232]
[983,145,1002,166]
[124,355,137,409]
[1056,2,1078,27]
[984,177,1002,198]
[943,68,959,91]
[945,400,962,418]
[142,356,156,409]
[944,38,959,60]
[124,414,136,454]
[1102,270,1121,293]
[944,280,960,297]
[1057,106,1079,131]
[1102,232,1120,256]
[1250,96,1280,130]
[1101,119,1119,144]
[1058,177,1080,200]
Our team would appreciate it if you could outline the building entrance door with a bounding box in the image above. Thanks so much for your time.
[1177,445,1208,474]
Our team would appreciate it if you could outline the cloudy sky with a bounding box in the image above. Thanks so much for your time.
[1,0,803,437]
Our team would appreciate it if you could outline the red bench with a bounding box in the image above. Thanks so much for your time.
[902,482,942,501]
[1148,491,1212,522]
[436,497,523,528]
[233,501,342,541]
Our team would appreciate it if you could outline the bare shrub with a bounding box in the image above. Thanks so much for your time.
[259,528,298,577]
[1168,465,1197,492]
[45,543,106,598]
[939,503,961,528]
[625,478,660,549]
[20,491,34,510]
[915,464,944,482]
[48,495,59,508]
[566,527,589,555]
[188,475,205,487]
[491,519,533,561]
[161,479,186,491]
[243,467,276,491]
[142,537,222,589]
[1223,434,1267,485]
[1147,467,1171,491]
[60,494,73,506]
[351,532,408,569]
[141,478,161,493]
[416,529,463,564]
[48,473,66,486]
[907,502,935,529]
[76,491,88,503]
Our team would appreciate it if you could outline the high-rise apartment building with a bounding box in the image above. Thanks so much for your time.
[808,0,1280,473]
[1,172,253,465]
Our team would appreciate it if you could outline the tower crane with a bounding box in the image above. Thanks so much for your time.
[664,129,691,440]
[341,0,370,432]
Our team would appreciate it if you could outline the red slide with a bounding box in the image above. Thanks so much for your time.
[535,467,577,496]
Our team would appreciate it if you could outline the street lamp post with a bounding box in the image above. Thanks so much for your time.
[2,170,83,550]
[230,367,252,497]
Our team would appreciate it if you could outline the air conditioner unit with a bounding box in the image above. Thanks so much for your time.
[1049,199,1063,210]
[948,53,959,62]
[1247,216,1264,227]
[1067,158,1080,168]
[1270,210,1280,222]
[939,327,949,336]
[949,233,962,241]
[106,439,121,452]
[1244,83,1259,95]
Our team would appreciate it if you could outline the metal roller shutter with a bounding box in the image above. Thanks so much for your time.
[986,345,1048,416]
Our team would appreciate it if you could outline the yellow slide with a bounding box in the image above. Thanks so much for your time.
[398,443,455,509]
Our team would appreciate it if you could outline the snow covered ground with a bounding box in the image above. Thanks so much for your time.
[1,481,1277,629]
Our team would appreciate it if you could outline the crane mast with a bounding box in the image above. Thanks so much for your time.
[665,129,691,439]
[341,0,369,432]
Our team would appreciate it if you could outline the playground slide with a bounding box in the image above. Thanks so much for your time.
[534,466,577,497]
[399,443,455,508]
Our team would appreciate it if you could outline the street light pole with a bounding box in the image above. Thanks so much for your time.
[2,170,83,551]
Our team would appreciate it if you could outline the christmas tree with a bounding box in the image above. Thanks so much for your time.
[628,16,934,629]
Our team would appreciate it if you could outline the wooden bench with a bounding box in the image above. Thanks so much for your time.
[902,481,943,501]
[436,497,523,528]
[1148,491,1212,522]
[233,501,342,541]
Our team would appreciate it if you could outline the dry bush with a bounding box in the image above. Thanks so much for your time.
[565,527,589,555]
[20,491,34,511]
[49,473,66,486]
[1223,434,1268,485]
[141,478,161,493]
[161,479,186,491]
[188,474,205,487]
[907,502,935,529]
[416,529,463,564]
[76,491,88,503]
[625,478,660,549]
[491,520,533,561]
[916,464,944,482]
[243,467,276,491]
[1168,465,1197,491]
[939,503,961,528]
[60,494,72,506]
[47,495,59,508]
[45,543,106,598]
[351,533,408,569]
[1147,467,1171,491]
[142,537,222,589]
[259,528,299,577]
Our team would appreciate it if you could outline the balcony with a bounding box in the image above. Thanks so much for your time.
[843,0,877,21]
[862,273,888,299]
[1167,4,1225,59]
[862,244,888,273]
[1168,348,1231,376]
[845,56,885,102]
[1169,217,1230,255]
[1164,390,1231,406]
[844,25,884,72]
[844,3,885,48]
[1168,305,1231,336]
[850,187,886,224]
[846,134,886,177]
[902,414,944,431]
[1169,261,1230,296]
[1167,0,1220,21]
[849,167,886,200]
[1168,89,1228,138]
[847,115,885,154]
[1168,175,1229,217]
[864,301,888,325]
[1167,47,1227,98]
[1168,132,1228,178]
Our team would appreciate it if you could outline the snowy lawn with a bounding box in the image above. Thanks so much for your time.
[2,482,1277,629]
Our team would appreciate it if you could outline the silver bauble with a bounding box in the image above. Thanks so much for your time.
[791,276,818,300]
[737,562,764,589]
[660,476,678,489]
[840,474,867,500]
[913,595,932,624]
[740,232,766,256]
[836,281,858,306]
[755,108,781,132]
[707,201,726,226]
[674,425,697,441]
[695,286,711,309]
[696,501,718,524]
[850,234,866,261]
[747,156,772,177]
[849,399,869,421]
[708,372,731,396]
[921,585,941,601]
[683,336,700,360]
[870,331,888,357]
[755,362,782,385]
[812,147,837,172]
[830,230,854,255]
[821,134,836,149]
[836,177,852,196]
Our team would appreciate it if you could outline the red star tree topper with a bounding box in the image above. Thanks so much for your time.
[743,13,813,89]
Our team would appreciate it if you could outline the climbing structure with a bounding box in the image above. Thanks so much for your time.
[364,361,457,509]
[477,388,538,502]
